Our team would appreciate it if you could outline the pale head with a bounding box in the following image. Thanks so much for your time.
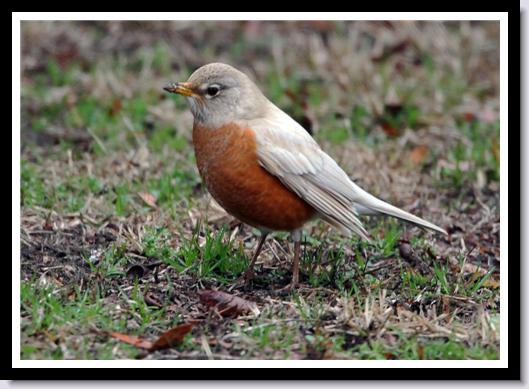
[164,63,270,127]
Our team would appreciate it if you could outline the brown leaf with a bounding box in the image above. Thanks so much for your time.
[199,290,259,317]
[109,98,122,116]
[409,145,429,165]
[111,323,193,352]
[54,47,80,68]
[138,192,157,208]
[144,292,163,307]
[463,112,476,122]
[149,323,193,351]
[381,122,399,137]
[110,332,154,350]
[302,20,334,32]
[384,352,397,360]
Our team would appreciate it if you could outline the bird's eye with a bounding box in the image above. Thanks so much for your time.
[206,85,221,97]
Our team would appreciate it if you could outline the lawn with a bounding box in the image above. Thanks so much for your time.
[19,20,500,360]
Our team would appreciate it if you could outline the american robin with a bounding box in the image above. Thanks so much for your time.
[164,62,446,289]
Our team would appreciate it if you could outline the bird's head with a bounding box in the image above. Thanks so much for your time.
[164,62,269,127]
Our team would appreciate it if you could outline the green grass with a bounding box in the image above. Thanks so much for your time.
[146,167,200,208]
[21,148,199,218]
[85,242,129,278]
[354,337,499,360]
[20,280,134,359]
[21,246,194,359]
[21,160,104,212]
[21,161,51,209]
[435,119,500,189]
[142,225,249,284]
[20,276,193,359]
[148,126,188,153]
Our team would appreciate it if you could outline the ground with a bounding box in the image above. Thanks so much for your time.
[20,20,500,360]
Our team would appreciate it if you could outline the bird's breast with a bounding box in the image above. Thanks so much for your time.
[192,122,315,231]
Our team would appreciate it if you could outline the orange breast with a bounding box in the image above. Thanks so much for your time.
[193,122,315,231]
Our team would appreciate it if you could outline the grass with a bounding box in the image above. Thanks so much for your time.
[435,119,500,189]
[141,225,249,283]
[20,281,129,359]
[19,20,500,360]
[21,160,104,212]
[354,337,499,360]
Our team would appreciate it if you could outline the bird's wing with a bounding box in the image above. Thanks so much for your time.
[249,105,447,239]
[249,107,371,240]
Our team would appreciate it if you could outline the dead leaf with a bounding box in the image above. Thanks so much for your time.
[303,20,334,32]
[149,323,194,351]
[463,112,476,122]
[53,46,80,68]
[110,323,193,352]
[384,352,397,360]
[381,122,399,137]
[138,192,157,208]
[199,289,259,317]
[409,145,429,165]
[109,98,122,116]
[144,292,163,307]
[110,332,154,350]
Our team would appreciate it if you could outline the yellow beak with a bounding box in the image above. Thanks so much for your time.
[163,82,195,97]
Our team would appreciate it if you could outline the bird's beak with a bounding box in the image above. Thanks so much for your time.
[163,82,195,97]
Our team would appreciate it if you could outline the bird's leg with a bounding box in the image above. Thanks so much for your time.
[291,235,301,287]
[242,232,268,282]
[290,229,302,288]
[277,229,302,292]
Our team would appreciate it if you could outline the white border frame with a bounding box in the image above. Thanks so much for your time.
[12,12,509,369]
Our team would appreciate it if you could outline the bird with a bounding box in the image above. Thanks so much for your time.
[164,62,447,289]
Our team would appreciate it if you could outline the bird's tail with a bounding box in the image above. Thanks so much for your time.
[351,182,447,235]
